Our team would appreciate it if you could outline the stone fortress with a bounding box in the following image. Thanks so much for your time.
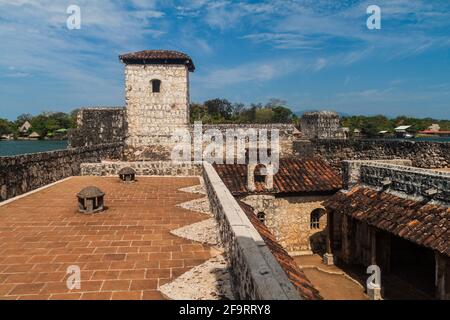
[69,50,296,160]
[120,50,193,160]
[0,50,449,300]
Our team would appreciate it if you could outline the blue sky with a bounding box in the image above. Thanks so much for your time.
[0,0,449,120]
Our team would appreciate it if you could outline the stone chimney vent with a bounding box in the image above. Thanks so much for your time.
[119,167,136,183]
[77,186,105,214]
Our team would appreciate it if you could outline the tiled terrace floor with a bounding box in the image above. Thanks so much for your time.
[0,176,214,300]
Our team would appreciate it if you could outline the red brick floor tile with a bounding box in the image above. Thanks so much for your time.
[4,273,38,284]
[0,177,214,300]
[118,270,145,280]
[103,254,126,262]
[81,292,112,300]
[91,270,120,281]
[142,290,167,300]
[35,272,66,282]
[49,293,82,300]
[145,268,171,279]
[111,291,142,300]
[9,283,45,295]
[130,279,158,291]
[101,280,131,291]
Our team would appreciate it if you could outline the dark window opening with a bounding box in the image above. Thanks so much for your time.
[310,210,322,229]
[257,212,266,224]
[151,79,161,93]
[254,164,267,183]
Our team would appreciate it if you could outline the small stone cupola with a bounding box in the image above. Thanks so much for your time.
[119,167,136,183]
[77,186,105,214]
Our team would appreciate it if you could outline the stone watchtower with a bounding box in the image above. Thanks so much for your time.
[300,111,345,139]
[119,50,195,160]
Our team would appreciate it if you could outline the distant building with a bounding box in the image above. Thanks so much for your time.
[18,121,32,135]
[394,125,413,138]
[428,124,441,131]
[418,129,450,137]
[28,132,41,140]
[300,111,346,139]
[214,158,342,255]
[418,124,450,137]
[0,134,14,140]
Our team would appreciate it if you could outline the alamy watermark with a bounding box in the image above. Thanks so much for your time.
[171,122,280,175]
[366,264,381,290]
[66,265,81,290]
[367,5,381,30]
[67,5,81,30]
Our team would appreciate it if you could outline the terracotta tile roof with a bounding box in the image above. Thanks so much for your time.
[213,158,342,195]
[238,201,322,300]
[119,50,195,71]
[324,187,450,257]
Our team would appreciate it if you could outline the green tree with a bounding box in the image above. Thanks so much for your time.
[0,118,13,135]
[255,108,274,123]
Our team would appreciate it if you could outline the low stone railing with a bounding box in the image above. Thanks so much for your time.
[295,139,450,172]
[0,143,123,202]
[81,161,202,177]
[202,162,301,300]
[342,159,450,204]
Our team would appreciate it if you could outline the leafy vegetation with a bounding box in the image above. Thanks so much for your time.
[341,115,450,137]
[190,98,297,124]
[1,103,448,140]
[0,111,77,138]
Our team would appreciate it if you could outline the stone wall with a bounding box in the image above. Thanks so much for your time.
[202,123,296,156]
[68,108,126,148]
[295,139,450,172]
[0,143,123,202]
[241,194,329,255]
[342,159,413,189]
[343,160,450,204]
[202,162,301,300]
[300,111,345,139]
[81,161,201,177]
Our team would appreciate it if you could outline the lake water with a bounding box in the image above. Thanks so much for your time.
[0,140,68,157]
[0,137,448,157]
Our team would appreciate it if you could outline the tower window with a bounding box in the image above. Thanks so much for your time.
[254,165,266,183]
[151,79,161,93]
[257,212,266,224]
[310,209,325,229]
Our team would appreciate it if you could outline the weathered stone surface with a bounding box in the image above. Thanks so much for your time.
[202,162,301,300]
[343,160,450,204]
[176,197,213,217]
[179,184,206,195]
[0,143,123,202]
[159,254,234,300]
[170,218,221,246]
[242,195,329,255]
[68,108,125,148]
[295,139,450,171]
[81,161,202,176]
[300,111,346,139]
[124,64,190,160]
